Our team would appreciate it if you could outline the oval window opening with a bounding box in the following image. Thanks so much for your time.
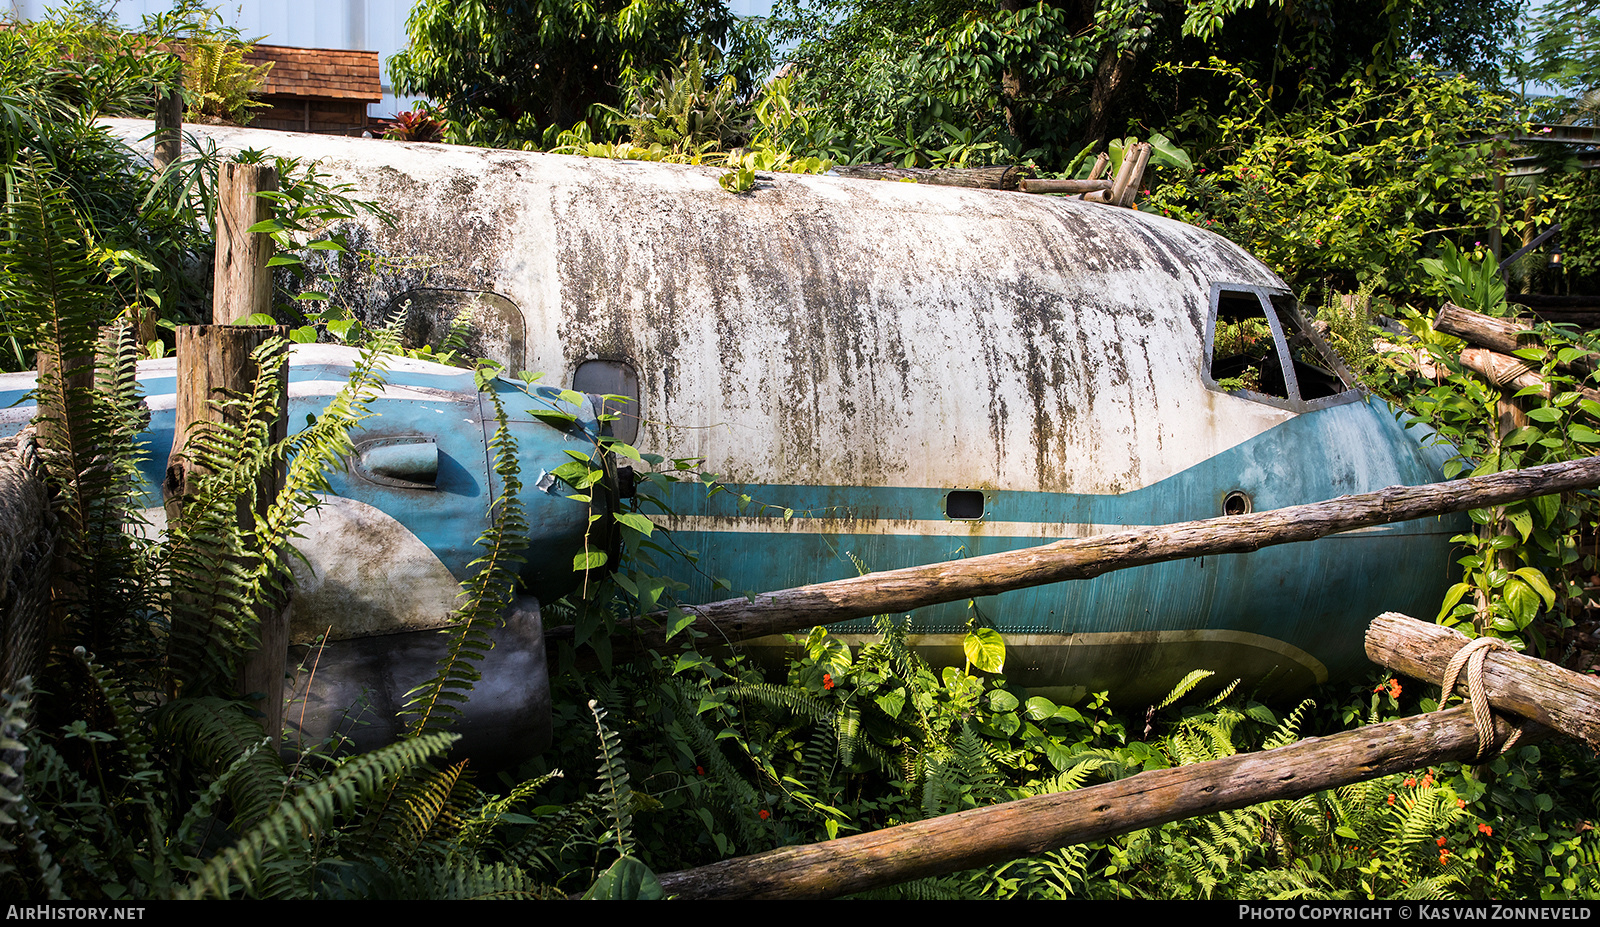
[945,490,986,520]
[1223,490,1252,516]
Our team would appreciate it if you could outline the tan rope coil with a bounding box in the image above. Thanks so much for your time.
[1435,635,1520,761]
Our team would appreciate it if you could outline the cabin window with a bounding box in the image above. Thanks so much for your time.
[391,288,526,373]
[573,359,642,445]
[945,490,986,520]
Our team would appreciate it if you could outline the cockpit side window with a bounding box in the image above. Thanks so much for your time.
[1271,294,1351,401]
[1205,286,1354,410]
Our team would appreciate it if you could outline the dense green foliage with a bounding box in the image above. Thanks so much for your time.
[387,0,769,148]
[757,0,1523,171]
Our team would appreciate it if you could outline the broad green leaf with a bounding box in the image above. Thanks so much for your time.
[1512,567,1556,608]
[963,627,1005,673]
[583,856,664,900]
[1024,695,1059,721]
[615,512,654,536]
[986,689,1019,712]
[573,549,608,571]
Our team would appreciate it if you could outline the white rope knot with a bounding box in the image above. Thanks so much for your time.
[1436,636,1519,761]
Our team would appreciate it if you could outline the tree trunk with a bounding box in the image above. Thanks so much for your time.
[997,0,1028,149]
[153,77,182,173]
[1081,44,1140,148]
[656,704,1538,899]
[1435,303,1596,377]
[1365,612,1600,748]
[549,456,1600,656]
[829,164,1030,190]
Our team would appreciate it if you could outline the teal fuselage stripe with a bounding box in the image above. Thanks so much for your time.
[654,395,1465,683]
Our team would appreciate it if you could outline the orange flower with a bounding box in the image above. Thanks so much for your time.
[1478,823,1493,836]
[759,809,770,820]
[1439,851,1450,865]
[1405,778,1417,787]
[823,673,834,690]
[1458,799,1467,809]
[1388,679,1402,698]
[1437,836,1447,847]
[1388,794,1396,805]
[696,765,705,776]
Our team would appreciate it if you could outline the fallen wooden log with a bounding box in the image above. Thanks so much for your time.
[829,164,1029,190]
[1018,178,1113,195]
[1434,303,1595,376]
[658,613,1596,899]
[550,456,1600,656]
[1365,612,1600,748]
[1458,346,1600,408]
[655,704,1538,900]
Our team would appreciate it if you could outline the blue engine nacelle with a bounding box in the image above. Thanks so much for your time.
[0,344,610,762]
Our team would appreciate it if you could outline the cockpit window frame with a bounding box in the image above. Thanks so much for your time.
[1202,283,1360,413]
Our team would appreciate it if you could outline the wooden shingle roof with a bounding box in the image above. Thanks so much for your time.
[243,44,380,102]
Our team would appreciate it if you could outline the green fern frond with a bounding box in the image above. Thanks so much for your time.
[153,699,285,812]
[451,769,561,854]
[658,677,766,851]
[1263,698,1316,750]
[357,759,469,863]
[1204,678,1241,708]
[1157,670,1215,710]
[181,731,457,899]
[403,858,546,899]
[0,679,65,901]
[590,700,634,858]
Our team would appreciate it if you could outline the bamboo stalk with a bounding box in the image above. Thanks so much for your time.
[1019,178,1113,195]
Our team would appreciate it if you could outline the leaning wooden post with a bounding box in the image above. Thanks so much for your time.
[165,159,288,731]
[1366,612,1600,748]
[656,704,1542,900]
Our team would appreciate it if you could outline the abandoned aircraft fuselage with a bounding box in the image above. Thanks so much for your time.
[100,120,1463,704]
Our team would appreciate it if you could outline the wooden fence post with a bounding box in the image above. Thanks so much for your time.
[166,159,288,732]
[213,162,278,326]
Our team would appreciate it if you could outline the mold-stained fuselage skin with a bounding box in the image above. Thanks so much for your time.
[105,120,1464,701]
